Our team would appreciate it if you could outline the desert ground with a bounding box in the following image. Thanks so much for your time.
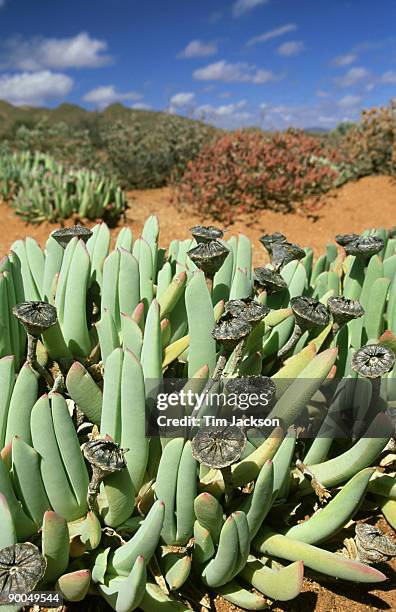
[0,175,395,261]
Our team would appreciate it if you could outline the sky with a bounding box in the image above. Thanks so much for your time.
[0,0,396,129]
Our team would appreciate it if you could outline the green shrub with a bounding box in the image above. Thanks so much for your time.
[102,116,215,188]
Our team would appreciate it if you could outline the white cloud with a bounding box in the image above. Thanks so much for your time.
[194,100,252,128]
[247,23,297,46]
[382,70,396,84]
[83,85,143,109]
[338,94,362,108]
[2,32,111,70]
[333,53,357,67]
[177,40,217,59]
[193,60,276,84]
[316,90,330,98]
[335,66,369,87]
[0,70,73,105]
[169,92,195,107]
[232,0,269,17]
[261,102,360,130]
[131,102,152,110]
[276,40,304,56]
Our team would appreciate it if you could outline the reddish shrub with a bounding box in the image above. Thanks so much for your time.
[172,129,342,222]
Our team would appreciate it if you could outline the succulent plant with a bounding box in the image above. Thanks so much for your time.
[0,151,126,223]
[0,215,394,610]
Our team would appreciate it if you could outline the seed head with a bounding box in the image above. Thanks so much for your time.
[83,436,128,474]
[190,225,224,243]
[259,232,287,255]
[254,267,287,294]
[352,344,395,378]
[291,296,330,331]
[327,296,364,328]
[224,298,269,325]
[52,225,93,249]
[0,543,46,601]
[12,301,57,337]
[344,236,384,258]
[187,241,229,278]
[335,233,360,247]
[212,313,252,352]
[191,425,246,469]
[271,241,305,271]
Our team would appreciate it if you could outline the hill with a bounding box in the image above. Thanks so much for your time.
[0,100,215,139]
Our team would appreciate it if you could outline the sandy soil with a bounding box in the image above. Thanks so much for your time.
[1,175,396,611]
[1,175,395,261]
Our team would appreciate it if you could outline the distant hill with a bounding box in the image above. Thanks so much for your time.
[0,100,214,138]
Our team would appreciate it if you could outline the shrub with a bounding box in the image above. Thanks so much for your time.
[172,129,344,222]
[336,103,396,177]
[102,116,216,188]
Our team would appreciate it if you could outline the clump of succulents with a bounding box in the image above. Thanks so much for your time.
[0,219,395,611]
[0,151,126,222]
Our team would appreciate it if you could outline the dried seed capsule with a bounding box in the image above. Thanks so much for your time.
[187,240,229,278]
[291,296,330,331]
[351,344,395,379]
[335,233,360,247]
[271,241,305,270]
[226,375,276,405]
[278,297,329,359]
[0,543,46,601]
[259,232,287,255]
[254,267,287,294]
[83,436,129,511]
[12,301,57,337]
[327,296,364,329]
[344,236,384,258]
[224,298,269,324]
[83,437,128,473]
[354,523,396,564]
[191,425,246,469]
[190,225,224,243]
[51,225,93,248]
[212,313,252,353]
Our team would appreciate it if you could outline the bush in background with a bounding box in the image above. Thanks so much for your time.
[172,129,345,222]
[102,116,215,188]
[335,102,396,177]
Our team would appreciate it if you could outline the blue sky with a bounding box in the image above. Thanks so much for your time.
[0,0,396,129]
